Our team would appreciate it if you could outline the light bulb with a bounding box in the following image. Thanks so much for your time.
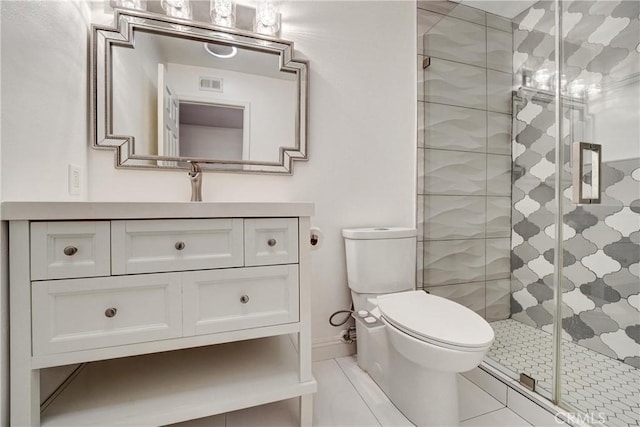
[211,0,236,27]
[254,0,280,36]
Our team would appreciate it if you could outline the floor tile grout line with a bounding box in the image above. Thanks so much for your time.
[333,357,385,427]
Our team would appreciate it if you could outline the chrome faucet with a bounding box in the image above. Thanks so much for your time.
[187,161,202,202]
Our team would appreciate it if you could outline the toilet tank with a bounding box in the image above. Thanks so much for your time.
[342,227,417,294]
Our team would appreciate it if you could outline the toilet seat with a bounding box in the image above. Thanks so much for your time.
[377,291,494,351]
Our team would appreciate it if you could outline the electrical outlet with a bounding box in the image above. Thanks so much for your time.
[68,164,81,196]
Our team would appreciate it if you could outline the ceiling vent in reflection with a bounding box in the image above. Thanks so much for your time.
[199,76,223,93]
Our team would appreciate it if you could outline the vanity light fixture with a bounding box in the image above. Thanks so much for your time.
[113,0,147,10]
[254,0,281,36]
[211,0,236,28]
[160,0,192,20]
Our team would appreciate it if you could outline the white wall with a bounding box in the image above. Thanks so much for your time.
[1,0,415,381]
[88,1,417,344]
[1,0,89,201]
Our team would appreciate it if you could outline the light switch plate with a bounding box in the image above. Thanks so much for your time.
[68,164,81,196]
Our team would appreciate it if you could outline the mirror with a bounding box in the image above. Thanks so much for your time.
[91,8,308,173]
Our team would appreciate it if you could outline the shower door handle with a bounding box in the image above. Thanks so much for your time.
[572,142,601,204]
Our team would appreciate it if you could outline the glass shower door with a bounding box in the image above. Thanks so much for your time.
[558,0,640,424]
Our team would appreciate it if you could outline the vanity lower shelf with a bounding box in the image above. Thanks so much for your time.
[41,336,317,426]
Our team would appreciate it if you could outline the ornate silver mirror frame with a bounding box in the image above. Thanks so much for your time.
[91,8,308,174]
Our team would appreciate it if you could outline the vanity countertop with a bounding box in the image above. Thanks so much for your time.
[0,201,314,221]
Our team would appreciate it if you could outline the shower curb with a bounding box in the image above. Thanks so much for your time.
[472,362,593,427]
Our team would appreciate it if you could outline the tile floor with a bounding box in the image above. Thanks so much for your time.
[488,319,640,427]
[174,355,535,426]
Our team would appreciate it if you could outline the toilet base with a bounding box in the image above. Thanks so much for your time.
[388,343,460,426]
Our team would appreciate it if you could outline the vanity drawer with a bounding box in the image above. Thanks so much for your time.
[182,265,299,336]
[32,273,182,355]
[30,221,111,280]
[111,219,244,274]
[244,218,298,266]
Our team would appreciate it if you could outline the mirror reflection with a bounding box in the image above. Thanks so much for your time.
[92,10,308,173]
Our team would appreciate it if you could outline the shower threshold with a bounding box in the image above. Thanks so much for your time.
[485,319,640,427]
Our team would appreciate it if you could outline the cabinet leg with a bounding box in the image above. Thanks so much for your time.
[300,393,313,427]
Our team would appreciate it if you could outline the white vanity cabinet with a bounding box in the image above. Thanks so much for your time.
[3,202,316,427]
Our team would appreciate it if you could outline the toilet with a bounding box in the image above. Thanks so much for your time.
[343,227,494,426]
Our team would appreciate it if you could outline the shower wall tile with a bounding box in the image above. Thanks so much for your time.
[424,195,486,240]
[417,9,443,54]
[487,112,511,155]
[425,150,487,195]
[424,239,486,286]
[487,28,513,73]
[417,148,425,195]
[423,16,486,67]
[417,0,456,15]
[417,194,424,240]
[487,154,512,196]
[511,4,640,368]
[424,58,487,110]
[426,282,486,318]
[487,70,513,113]
[446,3,486,26]
[418,4,514,320]
[424,103,487,152]
[417,56,425,101]
[487,14,512,33]
[417,241,425,288]
[486,238,511,280]
[487,196,512,238]
[417,102,425,147]
[486,279,511,321]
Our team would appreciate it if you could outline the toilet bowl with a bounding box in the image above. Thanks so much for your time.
[343,227,494,426]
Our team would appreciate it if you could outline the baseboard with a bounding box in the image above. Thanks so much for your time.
[312,337,356,362]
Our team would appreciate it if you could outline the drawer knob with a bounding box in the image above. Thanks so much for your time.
[240,295,250,304]
[175,241,186,251]
[63,246,78,256]
[267,238,277,247]
[104,307,118,318]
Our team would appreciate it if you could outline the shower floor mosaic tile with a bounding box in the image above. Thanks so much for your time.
[488,319,640,426]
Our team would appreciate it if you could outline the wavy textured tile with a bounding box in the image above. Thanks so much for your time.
[487,155,512,196]
[424,103,487,152]
[426,282,486,317]
[487,196,512,238]
[424,58,487,109]
[487,112,511,155]
[487,70,513,113]
[424,16,486,67]
[486,279,511,321]
[487,28,513,73]
[424,195,485,240]
[487,14,512,33]
[425,150,487,195]
[487,238,511,280]
[417,10,443,54]
[424,239,485,286]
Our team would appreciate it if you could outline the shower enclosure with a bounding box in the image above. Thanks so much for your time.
[417,0,639,425]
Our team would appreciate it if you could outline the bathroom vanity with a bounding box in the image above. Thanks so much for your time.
[2,201,316,426]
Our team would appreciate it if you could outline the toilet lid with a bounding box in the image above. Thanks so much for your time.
[377,291,494,349]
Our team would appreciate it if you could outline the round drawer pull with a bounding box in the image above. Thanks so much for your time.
[267,238,277,247]
[104,307,118,318]
[240,295,250,304]
[175,241,186,251]
[63,246,78,256]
